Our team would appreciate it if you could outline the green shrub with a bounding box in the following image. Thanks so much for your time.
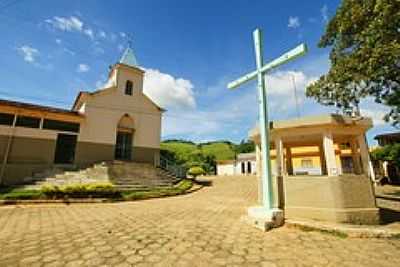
[122,179,193,200]
[41,182,118,198]
[188,166,205,178]
[0,190,42,200]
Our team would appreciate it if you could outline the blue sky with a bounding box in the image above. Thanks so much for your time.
[0,0,396,144]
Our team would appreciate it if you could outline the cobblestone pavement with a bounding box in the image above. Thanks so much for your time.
[0,176,399,267]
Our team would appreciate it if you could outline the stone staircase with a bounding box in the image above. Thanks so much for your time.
[108,161,182,190]
[21,161,183,190]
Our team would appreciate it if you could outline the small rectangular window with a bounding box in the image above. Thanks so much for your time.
[16,115,41,128]
[0,112,15,126]
[43,119,80,133]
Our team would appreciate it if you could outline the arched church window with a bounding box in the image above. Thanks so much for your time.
[125,80,133,95]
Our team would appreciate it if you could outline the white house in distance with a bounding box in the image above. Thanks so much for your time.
[0,47,164,185]
[216,152,257,176]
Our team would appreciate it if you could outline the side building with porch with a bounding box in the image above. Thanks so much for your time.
[216,152,257,176]
[250,114,380,224]
[0,48,164,185]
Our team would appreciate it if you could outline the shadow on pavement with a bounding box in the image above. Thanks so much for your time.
[379,208,400,225]
[193,179,213,187]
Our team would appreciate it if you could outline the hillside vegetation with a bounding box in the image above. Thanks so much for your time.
[160,139,254,174]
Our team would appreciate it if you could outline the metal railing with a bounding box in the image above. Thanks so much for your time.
[157,155,187,179]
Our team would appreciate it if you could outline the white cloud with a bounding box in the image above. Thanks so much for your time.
[143,68,196,109]
[159,69,320,139]
[55,38,62,44]
[77,63,90,73]
[17,45,39,63]
[266,70,317,96]
[110,33,117,42]
[321,4,328,23]
[361,109,386,126]
[162,90,257,139]
[46,16,94,40]
[95,80,105,89]
[118,44,124,51]
[98,30,107,38]
[360,100,391,126]
[120,32,126,38]
[46,16,83,32]
[83,28,94,39]
[288,16,300,28]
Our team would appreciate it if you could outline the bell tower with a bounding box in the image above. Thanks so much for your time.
[114,47,144,95]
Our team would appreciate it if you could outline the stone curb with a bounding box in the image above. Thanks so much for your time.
[286,219,400,239]
[0,184,204,206]
[0,198,112,205]
[376,194,400,202]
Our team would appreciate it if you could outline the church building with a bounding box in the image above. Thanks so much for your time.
[0,48,164,185]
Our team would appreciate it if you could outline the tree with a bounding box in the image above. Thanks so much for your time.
[188,166,205,179]
[234,139,255,154]
[371,144,400,167]
[306,0,400,126]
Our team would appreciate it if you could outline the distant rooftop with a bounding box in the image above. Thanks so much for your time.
[119,47,138,67]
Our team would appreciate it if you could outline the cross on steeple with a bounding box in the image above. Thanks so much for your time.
[126,33,134,49]
[119,33,139,67]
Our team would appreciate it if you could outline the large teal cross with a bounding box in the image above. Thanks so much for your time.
[228,28,307,211]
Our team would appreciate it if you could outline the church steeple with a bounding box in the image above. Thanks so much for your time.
[119,47,139,67]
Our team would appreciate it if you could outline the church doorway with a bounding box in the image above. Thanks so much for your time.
[115,131,132,160]
[115,114,134,161]
[54,133,77,164]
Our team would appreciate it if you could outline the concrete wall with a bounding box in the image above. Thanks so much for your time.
[74,141,114,166]
[283,175,379,224]
[217,163,236,175]
[133,146,159,164]
[0,132,57,185]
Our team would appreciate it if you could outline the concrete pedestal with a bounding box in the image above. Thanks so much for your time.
[247,206,284,231]
[283,175,380,224]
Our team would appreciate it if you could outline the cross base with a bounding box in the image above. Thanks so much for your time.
[246,206,284,231]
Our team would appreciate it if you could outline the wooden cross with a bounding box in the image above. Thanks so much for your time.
[228,28,307,211]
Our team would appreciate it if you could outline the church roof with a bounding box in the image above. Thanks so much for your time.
[119,47,138,67]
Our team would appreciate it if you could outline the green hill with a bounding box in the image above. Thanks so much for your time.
[160,139,254,174]
[200,142,236,160]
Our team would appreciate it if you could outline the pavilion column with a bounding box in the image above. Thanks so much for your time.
[318,143,327,175]
[274,137,285,209]
[286,147,293,175]
[357,134,376,181]
[275,137,284,177]
[323,131,338,176]
[350,138,362,174]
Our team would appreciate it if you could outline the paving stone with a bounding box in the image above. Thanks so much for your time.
[0,175,398,266]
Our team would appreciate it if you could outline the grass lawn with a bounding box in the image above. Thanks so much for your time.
[0,179,194,201]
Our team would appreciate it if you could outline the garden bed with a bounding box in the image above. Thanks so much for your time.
[0,179,194,203]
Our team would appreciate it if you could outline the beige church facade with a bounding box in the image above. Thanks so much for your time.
[0,48,163,185]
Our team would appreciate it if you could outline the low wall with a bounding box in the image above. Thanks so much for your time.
[283,175,380,224]
[0,139,160,185]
